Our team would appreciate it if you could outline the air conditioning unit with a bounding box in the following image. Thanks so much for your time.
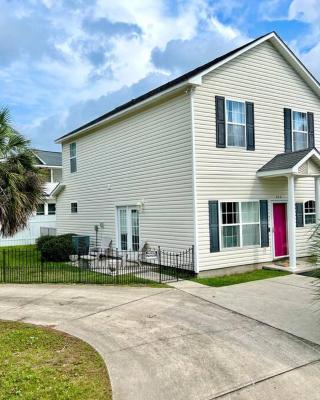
[72,235,90,254]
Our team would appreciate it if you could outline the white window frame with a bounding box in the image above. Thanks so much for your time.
[116,206,140,251]
[70,202,78,214]
[292,110,308,151]
[304,200,316,225]
[225,98,246,149]
[219,200,261,249]
[69,142,77,173]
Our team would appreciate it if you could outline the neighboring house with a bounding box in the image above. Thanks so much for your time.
[0,149,62,246]
[55,32,320,274]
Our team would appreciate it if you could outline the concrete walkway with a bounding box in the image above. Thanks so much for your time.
[173,274,320,345]
[0,276,320,399]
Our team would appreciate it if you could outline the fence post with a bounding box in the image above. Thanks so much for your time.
[78,252,81,283]
[158,246,161,283]
[116,248,119,284]
[176,253,179,281]
[2,249,6,283]
[41,252,44,283]
[191,245,195,273]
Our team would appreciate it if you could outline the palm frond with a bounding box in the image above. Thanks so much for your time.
[0,107,44,238]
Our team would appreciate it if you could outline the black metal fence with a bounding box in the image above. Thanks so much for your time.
[0,246,195,285]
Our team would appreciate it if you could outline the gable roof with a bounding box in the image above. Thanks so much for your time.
[258,149,312,172]
[33,149,62,167]
[56,31,320,143]
[257,148,320,177]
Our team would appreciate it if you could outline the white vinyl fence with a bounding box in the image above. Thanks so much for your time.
[0,215,56,247]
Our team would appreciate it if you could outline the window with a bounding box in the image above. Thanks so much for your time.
[241,202,260,246]
[293,111,308,151]
[48,203,56,215]
[226,100,246,147]
[70,142,77,173]
[131,209,140,251]
[117,206,140,251]
[42,168,51,183]
[221,201,260,248]
[119,208,127,250]
[52,169,62,182]
[221,202,240,248]
[71,202,78,214]
[36,204,45,215]
[305,200,316,225]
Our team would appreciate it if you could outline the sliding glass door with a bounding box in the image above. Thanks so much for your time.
[117,206,140,251]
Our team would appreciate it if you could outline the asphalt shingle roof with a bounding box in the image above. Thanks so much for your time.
[33,149,62,166]
[258,149,314,172]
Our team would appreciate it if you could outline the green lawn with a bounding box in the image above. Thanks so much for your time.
[0,320,112,400]
[0,245,168,287]
[191,269,290,287]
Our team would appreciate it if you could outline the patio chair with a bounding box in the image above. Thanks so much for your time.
[89,237,112,258]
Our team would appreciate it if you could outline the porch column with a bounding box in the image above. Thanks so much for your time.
[287,175,296,270]
[315,176,320,223]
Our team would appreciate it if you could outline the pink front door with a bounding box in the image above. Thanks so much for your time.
[273,203,288,257]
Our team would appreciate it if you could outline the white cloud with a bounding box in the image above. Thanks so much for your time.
[18,0,247,144]
[2,0,283,150]
[259,0,288,21]
[258,0,320,82]
[288,0,320,23]
[208,16,242,40]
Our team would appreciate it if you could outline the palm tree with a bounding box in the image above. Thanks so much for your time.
[0,107,44,237]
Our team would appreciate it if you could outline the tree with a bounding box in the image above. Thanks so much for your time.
[0,107,44,237]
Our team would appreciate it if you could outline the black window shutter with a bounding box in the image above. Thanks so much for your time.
[215,96,226,148]
[284,108,292,153]
[209,201,220,252]
[296,203,304,227]
[307,112,315,149]
[260,200,269,247]
[246,102,255,151]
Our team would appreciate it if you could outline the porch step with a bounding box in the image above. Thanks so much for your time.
[262,260,319,274]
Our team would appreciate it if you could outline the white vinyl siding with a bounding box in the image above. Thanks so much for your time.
[57,92,194,251]
[193,40,320,271]
[57,39,320,272]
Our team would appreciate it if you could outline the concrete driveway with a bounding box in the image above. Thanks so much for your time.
[0,275,320,400]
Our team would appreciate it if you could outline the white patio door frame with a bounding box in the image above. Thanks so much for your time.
[116,206,140,251]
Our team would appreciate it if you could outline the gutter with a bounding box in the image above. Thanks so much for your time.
[51,183,66,198]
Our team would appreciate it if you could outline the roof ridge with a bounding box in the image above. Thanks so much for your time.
[33,148,61,154]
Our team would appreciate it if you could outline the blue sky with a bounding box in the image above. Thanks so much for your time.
[2,0,320,150]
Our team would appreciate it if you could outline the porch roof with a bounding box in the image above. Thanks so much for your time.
[257,148,320,177]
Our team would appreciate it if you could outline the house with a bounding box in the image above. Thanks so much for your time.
[0,149,62,246]
[55,32,320,274]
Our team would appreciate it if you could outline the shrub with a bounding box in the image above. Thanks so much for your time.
[40,234,76,262]
[36,235,55,253]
